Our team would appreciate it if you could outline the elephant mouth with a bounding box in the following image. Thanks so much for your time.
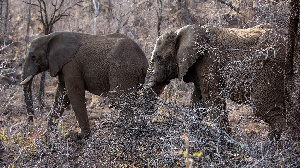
[20,75,34,85]
[153,70,168,83]
[150,81,169,95]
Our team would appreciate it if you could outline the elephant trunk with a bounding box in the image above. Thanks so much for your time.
[23,79,35,122]
[21,58,38,122]
[149,81,168,95]
[146,61,169,95]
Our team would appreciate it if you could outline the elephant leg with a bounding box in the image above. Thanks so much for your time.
[201,84,230,133]
[63,64,90,137]
[66,88,90,137]
[48,81,70,130]
[196,60,229,133]
[191,85,206,119]
[202,87,229,132]
[192,85,201,103]
[263,107,286,141]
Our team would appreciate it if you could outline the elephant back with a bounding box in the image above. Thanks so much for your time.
[73,33,148,93]
[202,25,286,105]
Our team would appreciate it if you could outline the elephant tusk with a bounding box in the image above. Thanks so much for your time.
[20,75,34,85]
[147,82,155,88]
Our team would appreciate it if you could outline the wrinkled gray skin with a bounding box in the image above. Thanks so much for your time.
[150,25,286,140]
[21,32,148,137]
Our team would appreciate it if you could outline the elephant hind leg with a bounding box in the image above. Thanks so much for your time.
[265,107,286,140]
[191,85,202,105]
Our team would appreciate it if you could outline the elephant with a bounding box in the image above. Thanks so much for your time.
[21,32,148,137]
[149,24,286,140]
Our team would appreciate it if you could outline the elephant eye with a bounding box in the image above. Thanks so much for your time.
[157,40,162,46]
[32,55,36,60]
[155,52,163,61]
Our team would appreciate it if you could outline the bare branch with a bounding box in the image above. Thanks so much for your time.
[22,0,43,10]
[60,0,83,15]
[216,0,240,13]
[40,0,48,25]
[25,0,83,34]
[49,0,60,25]
[58,0,64,10]
[37,0,45,26]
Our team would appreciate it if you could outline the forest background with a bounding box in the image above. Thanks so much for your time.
[0,0,299,167]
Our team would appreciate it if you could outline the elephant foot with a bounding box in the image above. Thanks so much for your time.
[63,129,90,141]
[266,115,285,141]
[268,129,282,141]
[78,129,91,139]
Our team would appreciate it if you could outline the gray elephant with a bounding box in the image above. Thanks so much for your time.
[21,32,148,137]
[149,24,286,140]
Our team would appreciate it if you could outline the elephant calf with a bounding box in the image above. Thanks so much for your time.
[149,24,286,140]
[21,32,148,137]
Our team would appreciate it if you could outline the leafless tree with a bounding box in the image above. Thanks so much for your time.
[114,2,130,33]
[106,0,112,31]
[0,0,3,34]
[23,0,83,107]
[156,0,162,36]
[176,0,194,26]
[285,0,300,140]
[0,0,9,35]
[3,0,8,34]
[92,0,100,35]
[24,0,83,35]
[216,0,240,13]
[25,0,32,46]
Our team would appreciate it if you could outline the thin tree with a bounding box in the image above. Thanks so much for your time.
[216,0,239,13]
[3,0,8,34]
[285,0,300,139]
[114,1,132,33]
[25,0,32,46]
[106,0,112,33]
[92,0,100,35]
[176,0,194,26]
[24,0,83,108]
[156,0,163,36]
[0,0,3,34]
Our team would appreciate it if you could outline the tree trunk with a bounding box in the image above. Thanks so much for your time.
[176,0,194,26]
[37,27,52,108]
[285,0,300,140]
[0,0,3,34]
[157,0,163,37]
[92,0,100,35]
[3,0,8,34]
[106,0,112,33]
[25,0,32,45]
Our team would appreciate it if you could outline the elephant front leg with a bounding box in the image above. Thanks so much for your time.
[67,88,90,138]
[48,82,70,131]
[63,72,90,138]
[191,85,206,120]
[198,74,230,133]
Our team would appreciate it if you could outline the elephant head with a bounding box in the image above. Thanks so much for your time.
[21,32,81,121]
[150,25,209,95]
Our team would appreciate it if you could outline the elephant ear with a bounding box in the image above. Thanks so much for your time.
[176,25,209,79]
[47,32,81,77]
